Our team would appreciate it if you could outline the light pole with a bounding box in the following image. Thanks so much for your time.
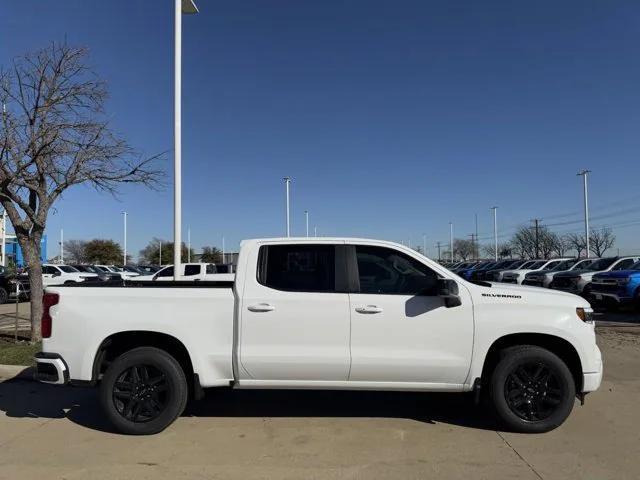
[578,170,591,257]
[222,235,225,264]
[422,234,427,257]
[159,240,162,266]
[173,0,199,280]
[304,210,309,237]
[449,222,453,262]
[491,206,498,261]
[59,229,64,264]
[314,226,317,237]
[283,177,291,237]
[122,211,127,265]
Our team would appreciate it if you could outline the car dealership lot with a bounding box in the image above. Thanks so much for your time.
[0,321,638,480]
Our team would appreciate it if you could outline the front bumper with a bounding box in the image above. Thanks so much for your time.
[590,291,633,304]
[582,346,603,393]
[522,279,543,287]
[34,352,69,385]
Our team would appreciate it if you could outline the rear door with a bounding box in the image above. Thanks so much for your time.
[348,244,474,385]
[239,243,351,381]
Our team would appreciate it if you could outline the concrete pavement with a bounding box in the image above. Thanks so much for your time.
[1,326,639,479]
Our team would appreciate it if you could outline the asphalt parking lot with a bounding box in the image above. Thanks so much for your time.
[0,317,638,480]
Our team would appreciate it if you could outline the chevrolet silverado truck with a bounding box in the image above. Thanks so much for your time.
[590,260,640,309]
[34,238,602,435]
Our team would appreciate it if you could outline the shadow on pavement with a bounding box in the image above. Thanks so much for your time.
[0,372,499,434]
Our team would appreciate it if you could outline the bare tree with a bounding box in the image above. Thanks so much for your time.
[0,43,163,340]
[63,239,88,264]
[511,226,537,259]
[453,238,475,261]
[550,234,571,257]
[589,227,616,257]
[566,233,587,258]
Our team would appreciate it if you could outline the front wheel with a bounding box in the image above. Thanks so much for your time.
[99,347,188,435]
[490,346,575,433]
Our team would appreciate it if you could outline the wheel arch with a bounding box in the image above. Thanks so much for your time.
[480,333,583,392]
[91,331,198,395]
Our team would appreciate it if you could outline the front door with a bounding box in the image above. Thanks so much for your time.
[348,244,474,385]
[239,243,351,381]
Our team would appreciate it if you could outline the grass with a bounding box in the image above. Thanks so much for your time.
[0,337,40,366]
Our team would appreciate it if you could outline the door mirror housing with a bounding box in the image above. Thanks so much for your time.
[438,278,461,308]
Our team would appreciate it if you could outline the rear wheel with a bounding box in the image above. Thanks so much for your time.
[490,346,575,433]
[99,347,188,435]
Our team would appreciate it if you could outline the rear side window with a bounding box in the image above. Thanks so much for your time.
[258,245,335,292]
[184,265,201,276]
[613,259,635,271]
[205,264,216,274]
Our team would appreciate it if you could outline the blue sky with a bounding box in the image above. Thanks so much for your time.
[2,0,640,259]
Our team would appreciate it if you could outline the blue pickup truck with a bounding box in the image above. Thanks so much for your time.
[590,260,640,309]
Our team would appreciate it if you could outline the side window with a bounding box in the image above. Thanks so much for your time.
[42,266,53,275]
[355,246,438,295]
[258,244,336,292]
[157,266,174,277]
[184,265,201,276]
[613,259,634,271]
[205,264,216,274]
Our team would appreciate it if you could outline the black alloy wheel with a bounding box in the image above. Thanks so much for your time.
[113,364,168,423]
[504,361,563,422]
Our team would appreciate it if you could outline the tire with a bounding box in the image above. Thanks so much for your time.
[0,288,8,304]
[99,347,188,435]
[489,345,575,433]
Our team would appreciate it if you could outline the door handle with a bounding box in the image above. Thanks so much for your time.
[247,303,275,312]
[355,305,383,314]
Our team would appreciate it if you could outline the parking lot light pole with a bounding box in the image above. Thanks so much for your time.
[122,211,127,265]
[449,223,454,261]
[491,206,498,261]
[423,234,427,256]
[59,229,64,264]
[305,210,309,237]
[283,177,291,237]
[187,226,191,263]
[173,0,199,280]
[159,240,162,266]
[578,170,591,257]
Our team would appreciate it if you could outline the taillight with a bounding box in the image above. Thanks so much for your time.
[42,292,59,339]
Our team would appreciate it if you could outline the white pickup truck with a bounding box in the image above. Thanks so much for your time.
[35,238,602,435]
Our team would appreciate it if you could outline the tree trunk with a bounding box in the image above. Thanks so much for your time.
[19,236,43,342]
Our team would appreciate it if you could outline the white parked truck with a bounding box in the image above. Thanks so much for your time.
[35,238,602,435]
[133,263,233,282]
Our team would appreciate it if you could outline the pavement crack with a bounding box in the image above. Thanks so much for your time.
[496,431,544,480]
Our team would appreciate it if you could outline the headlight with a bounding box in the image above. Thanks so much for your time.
[576,307,594,323]
[617,278,630,285]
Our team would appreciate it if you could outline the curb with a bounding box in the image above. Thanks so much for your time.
[0,364,33,380]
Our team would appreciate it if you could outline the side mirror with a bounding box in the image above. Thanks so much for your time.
[438,278,461,308]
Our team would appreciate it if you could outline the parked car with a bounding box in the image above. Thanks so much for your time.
[40,264,100,286]
[590,260,640,309]
[485,260,535,282]
[522,258,596,288]
[550,256,640,297]
[501,259,573,285]
[133,263,227,281]
[470,260,517,281]
[0,272,30,304]
[93,265,139,279]
[136,265,161,274]
[35,237,602,435]
[70,265,120,282]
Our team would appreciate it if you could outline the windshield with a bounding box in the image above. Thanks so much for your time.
[59,265,79,273]
[527,261,547,269]
[518,261,535,269]
[571,259,594,270]
[586,258,616,271]
[549,259,577,271]
[630,261,640,271]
